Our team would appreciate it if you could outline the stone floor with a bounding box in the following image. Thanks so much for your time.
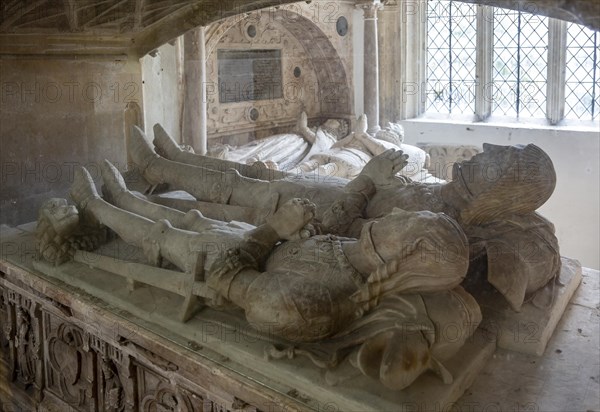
[456,267,600,412]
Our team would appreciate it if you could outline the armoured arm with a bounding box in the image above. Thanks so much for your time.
[355,132,397,157]
[240,198,315,263]
[206,198,316,304]
[321,175,375,237]
[322,150,409,237]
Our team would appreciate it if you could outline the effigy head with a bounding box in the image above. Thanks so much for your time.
[453,143,556,224]
[322,119,341,130]
[375,122,405,146]
[320,119,346,139]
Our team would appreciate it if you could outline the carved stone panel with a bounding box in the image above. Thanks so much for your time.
[206,11,320,138]
[217,49,284,103]
[0,284,8,362]
[205,2,354,142]
[135,358,257,412]
[90,336,136,412]
[1,266,268,412]
[43,311,96,411]
[137,365,203,412]
[3,289,44,401]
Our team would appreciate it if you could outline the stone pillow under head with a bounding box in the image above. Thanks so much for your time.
[396,143,429,178]
[372,122,429,179]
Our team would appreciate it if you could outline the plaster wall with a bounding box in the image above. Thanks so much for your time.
[401,119,600,269]
[141,42,183,144]
[0,57,142,226]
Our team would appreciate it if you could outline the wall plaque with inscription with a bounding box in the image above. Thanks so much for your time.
[218,49,283,103]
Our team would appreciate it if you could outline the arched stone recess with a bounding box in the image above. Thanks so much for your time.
[204,8,352,142]
[272,10,352,118]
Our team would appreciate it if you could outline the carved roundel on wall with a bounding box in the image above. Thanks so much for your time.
[249,108,260,121]
[294,67,302,78]
[247,24,257,38]
[336,16,348,36]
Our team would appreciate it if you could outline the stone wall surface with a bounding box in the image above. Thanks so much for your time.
[141,42,183,145]
[141,1,357,147]
[203,1,356,144]
[0,58,142,225]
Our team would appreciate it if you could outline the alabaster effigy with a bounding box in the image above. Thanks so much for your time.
[161,112,439,184]
[121,125,563,311]
[32,123,576,404]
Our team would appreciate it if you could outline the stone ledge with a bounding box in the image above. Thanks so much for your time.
[14,228,497,412]
[471,257,582,356]
[32,254,497,412]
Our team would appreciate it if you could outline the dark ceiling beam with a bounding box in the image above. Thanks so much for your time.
[0,0,46,31]
[140,2,185,26]
[134,0,145,29]
[82,0,128,28]
[144,0,188,13]
[0,32,134,56]
[1,0,23,18]
[63,0,79,31]
[1,0,598,57]
[144,7,182,27]
[77,0,114,13]
[131,0,300,57]
[14,11,66,29]
[94,14,130,29]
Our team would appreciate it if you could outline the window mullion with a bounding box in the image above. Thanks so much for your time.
[591,31,598,119]
[546,18,567,125]
[416,0,428,117]
[448,1,453,113]
[475,5,493,120]
[399,0,428,119]
[516,12,521,116]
